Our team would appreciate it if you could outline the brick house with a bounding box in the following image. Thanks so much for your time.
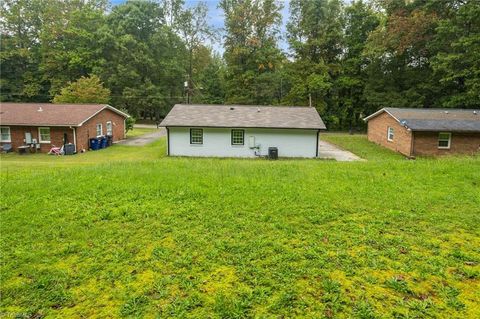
[0,103,129,153]
[364,108,480,157]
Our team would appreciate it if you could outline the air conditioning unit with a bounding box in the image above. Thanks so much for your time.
[268,147,278,160]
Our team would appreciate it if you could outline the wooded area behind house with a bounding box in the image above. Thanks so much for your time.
[1,0,479,130]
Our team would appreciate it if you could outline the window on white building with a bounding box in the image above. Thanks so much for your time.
[231,129,244,145]
[190,128,203,144]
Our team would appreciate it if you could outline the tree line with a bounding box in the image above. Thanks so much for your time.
[1,0,479,130]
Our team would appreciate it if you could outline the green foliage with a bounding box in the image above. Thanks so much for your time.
[1,136,479,317]
[1,0,479,127]
[286,0,345,125]
[431,0,480,108]
[124,116,136,133]
[53,75,110,104]
[219,0,285,105]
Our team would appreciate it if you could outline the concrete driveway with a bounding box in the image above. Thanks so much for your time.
[318,140,362,161]
[117,128,166,146]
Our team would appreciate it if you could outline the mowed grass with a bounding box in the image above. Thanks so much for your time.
[1,135,479,318]
[0,139,166,172]
[322,133,405,161]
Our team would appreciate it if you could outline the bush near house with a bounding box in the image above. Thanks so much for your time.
[1,135,479,318]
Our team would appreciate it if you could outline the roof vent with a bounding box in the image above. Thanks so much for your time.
[37,106,43,112]
[230,107,235,110]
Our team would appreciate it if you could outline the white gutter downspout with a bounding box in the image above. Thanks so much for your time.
[70,127,77,153]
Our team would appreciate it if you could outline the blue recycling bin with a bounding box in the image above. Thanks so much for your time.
[99,137,107,149]
[89,138,100,150]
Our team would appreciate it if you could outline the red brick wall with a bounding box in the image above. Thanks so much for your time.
[1,109,125,153]
[413,132,480,156]
[0,126,74,153]
[75,108,126,151]
[367,111,413,156]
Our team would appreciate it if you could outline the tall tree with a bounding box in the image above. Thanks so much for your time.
[176,1,216,103]
[286,0,344,125]
[431,0,480,108]
[100,0,186,119]
[337,0,379,130]
[53,75,110,104]
[219,0,284,104]
[0,0,45,101]
[363,0,440,109]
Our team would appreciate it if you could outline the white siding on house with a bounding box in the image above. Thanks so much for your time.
[168,127,318,158]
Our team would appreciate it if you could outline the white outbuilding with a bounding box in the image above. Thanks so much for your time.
[160,104,327,158]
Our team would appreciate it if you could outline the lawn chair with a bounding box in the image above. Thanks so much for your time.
[48,145,64,155]
[1,144,13,153]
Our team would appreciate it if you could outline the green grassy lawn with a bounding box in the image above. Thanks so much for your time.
[321,133,405,161]
[126,127,158,139]
[1,135,479,318]
[0,140,166,172]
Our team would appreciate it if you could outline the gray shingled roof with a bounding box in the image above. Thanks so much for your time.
[364,107,480,132]
[160,104,326,130]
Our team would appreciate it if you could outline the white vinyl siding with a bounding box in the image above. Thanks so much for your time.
[38,127,51,143]
[169,127,318,158]
[0,127,11,142]
[438,132,451,149]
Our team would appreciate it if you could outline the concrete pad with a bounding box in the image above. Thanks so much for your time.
[317,140,362,161]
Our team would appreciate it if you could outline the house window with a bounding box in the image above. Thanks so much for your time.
[231,129,244,145]
[96,124,103,137]
[387,127,394,141]
[106,121,113,136]
[0,127,11,142]
[190,128,203,144]
[38,127,51,143]
[438,132,451,149]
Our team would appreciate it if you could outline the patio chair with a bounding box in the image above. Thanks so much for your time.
[1,144,13,153]
[48,145,64,156]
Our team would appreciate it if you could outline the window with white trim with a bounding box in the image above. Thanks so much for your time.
[106,121,113,135]
[438,132,451,149]
[387,127,394,141]
[190,128,203,144]
[0,127,11,142]
[96,124,103,137]
[38,127,51,143]
[231,129,244,145]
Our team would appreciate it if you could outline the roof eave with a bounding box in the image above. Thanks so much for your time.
[410,128,480,133]
[0,123,80,127]
[161,125,326,130]
[77,104,129,126]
